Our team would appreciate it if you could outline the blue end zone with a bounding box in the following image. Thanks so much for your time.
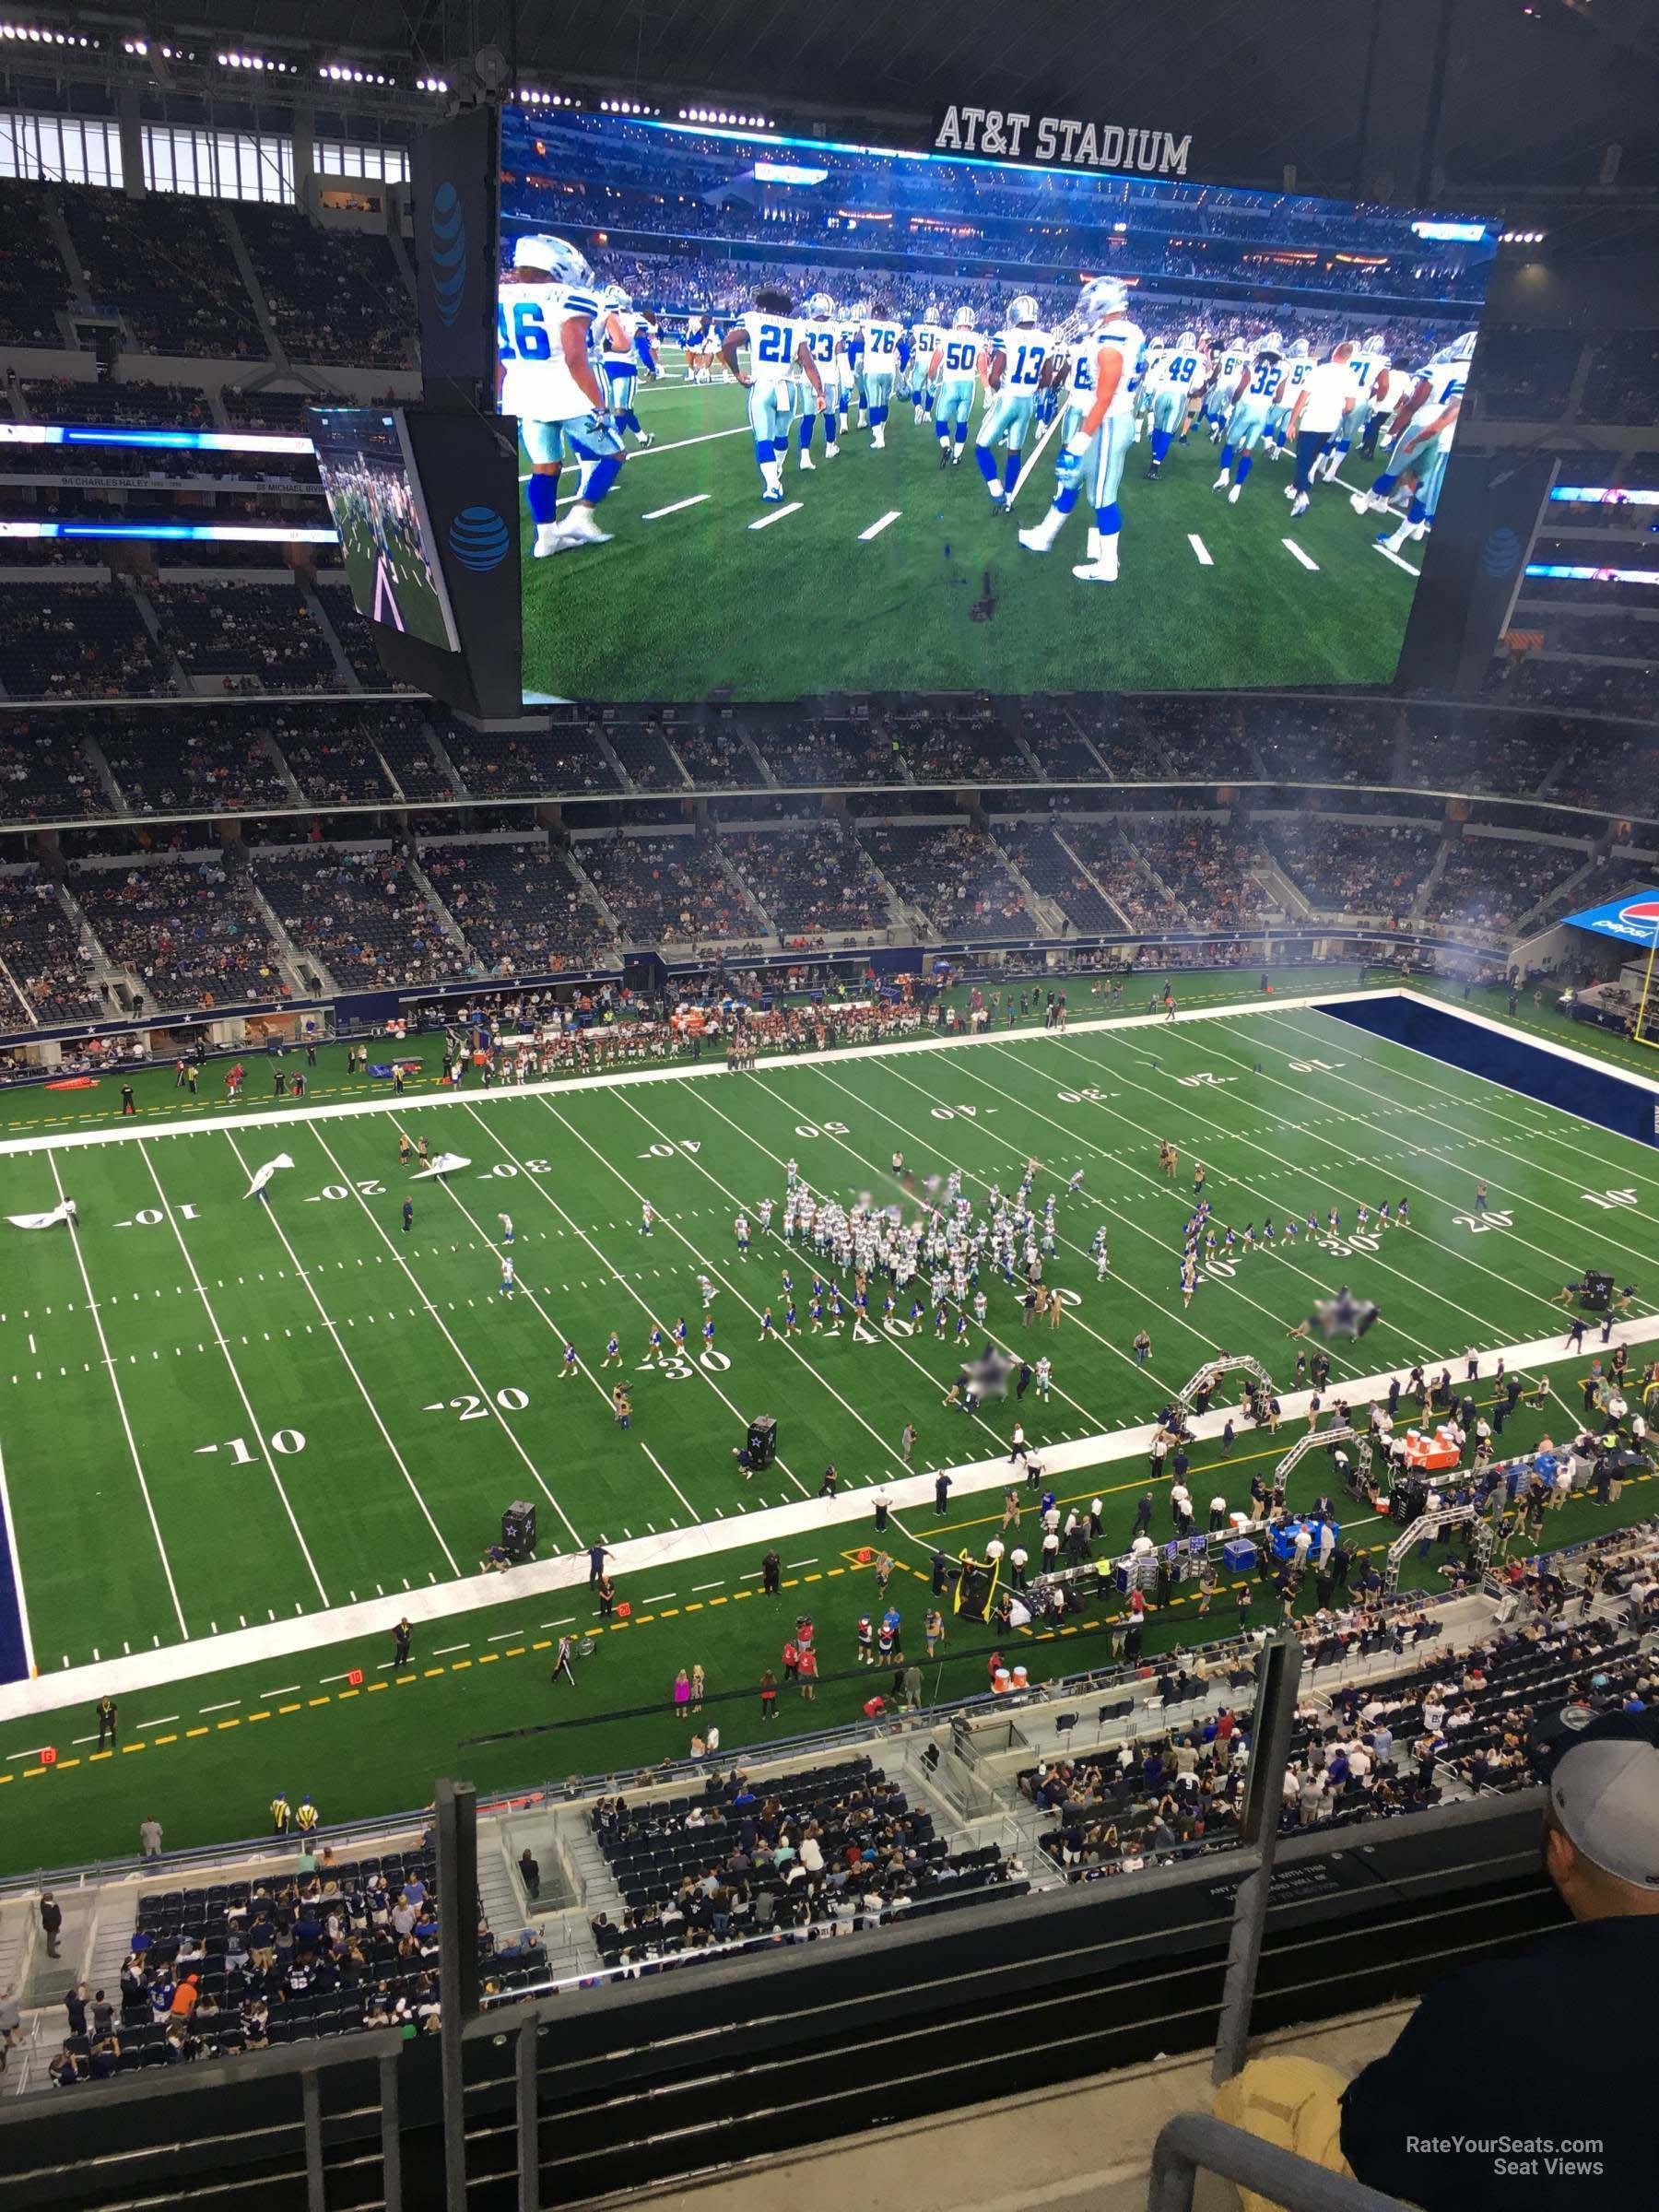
[0,1489,30,1683]
[1318,994,1659,1149]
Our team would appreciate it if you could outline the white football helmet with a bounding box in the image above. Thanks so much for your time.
[1364,334,1388,353]
[925,301,942,323]
[1078,276,1128,323]
[1009,293,1040,324]
[1255,329,1284,355]
[807,291,835,318]
[600,284,632,312]
[952,305,977,328]
[513,233,593,285]
[1446,329,1478,360]
[1177,329,1197,350]
[1289,336,1311,357]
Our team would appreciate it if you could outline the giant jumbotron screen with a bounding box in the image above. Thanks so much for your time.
[497,110,1498,702]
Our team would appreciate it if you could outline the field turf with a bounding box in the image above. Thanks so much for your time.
[0,978,1653,1872]
[519,359,1420,700]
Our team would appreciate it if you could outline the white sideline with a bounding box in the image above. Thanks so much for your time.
[0,984,1380,1159]
[2,1306,1654,1727]
[2,985,1656,1725]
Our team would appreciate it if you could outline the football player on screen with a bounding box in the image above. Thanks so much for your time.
[596,287,657,448]
[796,295,843,470]
[721,287,826,500]
[1212,331,1286,503]
[1308,333,1391,483]
[975,294,1055,510]
[1016,274,1143,583]
[930,307,987,468]
[1349,330,1474,550]
[1145,330,1207,477]
[497,232,625,558]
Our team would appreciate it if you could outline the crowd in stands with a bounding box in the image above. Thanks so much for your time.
[1010,702,1105,782]
[60,188,262,359]
[436,716,609,799]
[764,715,896,788]
[1263,818,1442,919]
[0,585,174,699]
[421,840,613,974]
[1001,822,1124,933]
[724,825,892,940]
[257,845,466,990]
[1057,820,1180,931]
[889,705,1010,786]
[21,380,213,429]
[1529,611,1657,659]
[1577,331,1659,423]
[605,719,690,791]
[237,206,415,370]
[860,824,1030,937]
[580,832,754,948]
[278,705,407,805]
[71,857,288,1010]
[0,182,72,342]
[590,1757,1022,1971]
[150,584,337,692]
[1486,655,1655,717]
[0,868,104,1028]
[0,716,111,824]
[100,710,294,817]
[1109,818,1267,931]
[1474,326,1585,419]
[42,1841,547,2080]
[1420,832,1589,931]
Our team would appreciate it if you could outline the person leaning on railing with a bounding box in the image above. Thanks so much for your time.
[1214,1708,1658,2210]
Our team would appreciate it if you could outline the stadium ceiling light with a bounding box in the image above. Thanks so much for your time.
[417,75,449,93]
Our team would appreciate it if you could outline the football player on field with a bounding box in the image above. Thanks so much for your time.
[597,287,657,449]
[1016,275,1143,583]
[496,233,625,558]
[930,307,987,468]
[796,294,844,470]
[1212,331,1286,504]
[975,293,1056,510]
[1309,333,1391,483]
[1146,330,1207,477]
[1351,331,1474,551]
[721,288,826,500]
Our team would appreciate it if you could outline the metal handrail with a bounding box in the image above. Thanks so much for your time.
[1148,2112,1411,2212]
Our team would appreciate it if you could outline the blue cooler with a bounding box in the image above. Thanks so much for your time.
[1223,1537,1258,1573]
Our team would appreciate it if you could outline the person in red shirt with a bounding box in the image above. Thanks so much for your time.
[782,1640,800,1682]
[759,1669,778,1721]
[797,1647,818,1701]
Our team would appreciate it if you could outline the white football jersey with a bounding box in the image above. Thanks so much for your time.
[1067,320,1144,420]
[1217,347,1251,394]
[800,317,841,383]
[911,319,944,371]
[738,308,803,396]
[935,326,986,381]
[1275,357,1315,405]
[994,324,1054,393]
[1345,348,1391,412]
[862,318,904,372]
[1157,345,1206,395]
[598,306,647,365]
[498,279,604,424]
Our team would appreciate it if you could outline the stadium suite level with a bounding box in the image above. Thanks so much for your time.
[0,989,1653,1865]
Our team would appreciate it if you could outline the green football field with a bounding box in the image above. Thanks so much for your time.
[1,985,1655,1871]
[335,508,453,654]
[519,357,1420,699]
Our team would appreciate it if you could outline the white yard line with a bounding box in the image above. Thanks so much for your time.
[305,1123,583,1548]
[6,1304,1654,1723]
[1188,534,1214,566]
[641,494,711,521]
[1372,541,1421,576]
[858,509,901,541]
[224,1131,463,1579]
[1282,537,1320,571]
[138,1138,331,1608]
[748,500,802,531]
[44,1150,188,1641]
[457,1100,747,1520]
